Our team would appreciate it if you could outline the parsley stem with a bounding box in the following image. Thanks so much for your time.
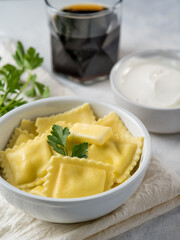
[61,145,68,156]
[60,144,68,156]
[0,91,9,107]
[0,74,32,114]
[64,147,68,156]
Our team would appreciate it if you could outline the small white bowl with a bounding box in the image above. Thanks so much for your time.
[0,97,151,223]
[110,50,180,134]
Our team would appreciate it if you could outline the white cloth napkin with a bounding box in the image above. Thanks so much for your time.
[0,37,180,240]
[0,157,179,240]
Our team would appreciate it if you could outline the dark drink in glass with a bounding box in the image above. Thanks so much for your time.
[45,1,122,84]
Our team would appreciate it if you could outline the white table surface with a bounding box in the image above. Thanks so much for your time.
[0,0,179,239]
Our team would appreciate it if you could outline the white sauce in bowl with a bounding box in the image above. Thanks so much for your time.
[116,56,180,108]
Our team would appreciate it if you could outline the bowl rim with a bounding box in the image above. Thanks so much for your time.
[0,96,151,203]
[110,49,180,111]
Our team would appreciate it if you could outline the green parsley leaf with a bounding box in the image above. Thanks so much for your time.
[13,42,43,70]
[0,41,50,117]
[35,82,50,98]
[47,135,67,156]
[13,41,25,68]
[24,47,43,70]
[0,64,23,92]
[25,85,37,97]
[47,125,70,156]
[42,86,50,98]
[47,125,88,158]
[71,142,88,158]
[25,74,37,97]
[35,82,45,95]
[0,98,27,117]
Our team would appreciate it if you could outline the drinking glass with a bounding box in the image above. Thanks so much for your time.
[45,0,123,84]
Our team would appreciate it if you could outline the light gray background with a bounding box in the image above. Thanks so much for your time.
[0,0,179,239]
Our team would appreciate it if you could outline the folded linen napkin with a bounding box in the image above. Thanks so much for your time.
[0,38,180,240]
[0,157,180,240]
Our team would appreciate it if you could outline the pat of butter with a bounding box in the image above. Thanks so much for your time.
[70,123,113,145]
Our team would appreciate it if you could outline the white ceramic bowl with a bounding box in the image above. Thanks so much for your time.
[110,50,180,134]
[0,97,151,223]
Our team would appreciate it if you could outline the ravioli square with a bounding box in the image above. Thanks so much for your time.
[19,119,37,135]
[1,137,52,186]
[6,128,34,149]
[95,112,132,138]
[45,121,72,137]
[26,185,44,196]
[43,156,114,198]
[88,135,143,183]
[36,103,96,135]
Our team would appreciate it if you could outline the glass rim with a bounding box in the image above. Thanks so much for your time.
[44,0,122,18]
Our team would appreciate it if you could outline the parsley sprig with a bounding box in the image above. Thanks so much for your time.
[47,124,88,159]
[71,142,88,158]
[0,41,50,116]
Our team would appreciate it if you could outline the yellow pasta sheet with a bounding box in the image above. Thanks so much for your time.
[95,112,132,138]
[1,136,52,188]
[19,119,37,135]
[6,128,34,149]
[25,185,44,196]
[43,156,115,198]
[35,103,96,135]
[88,135,144,183]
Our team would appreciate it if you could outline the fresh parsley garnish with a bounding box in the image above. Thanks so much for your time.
[47,124,88,158]
[71,142,88,159]
[47,125,70,156]
[13,41,43,70]
[0,41,50,117]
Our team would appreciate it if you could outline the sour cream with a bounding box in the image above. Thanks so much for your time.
[116,55,180,108]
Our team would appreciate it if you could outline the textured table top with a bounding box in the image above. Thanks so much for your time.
[0,0,179,239]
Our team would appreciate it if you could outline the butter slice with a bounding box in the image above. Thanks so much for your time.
[69,123,113,145]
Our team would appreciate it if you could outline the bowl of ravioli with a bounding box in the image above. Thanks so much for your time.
[0,97,151,223]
